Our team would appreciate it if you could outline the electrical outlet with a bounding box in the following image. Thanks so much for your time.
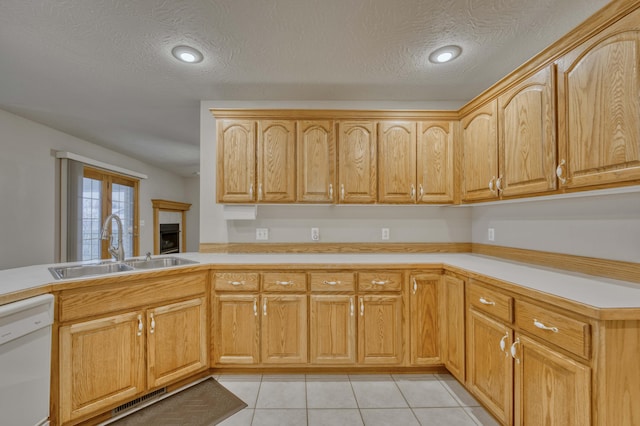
[381,228,390,240]
[256,228,269,240]
[488,228,495,242]
[311,227,320,241]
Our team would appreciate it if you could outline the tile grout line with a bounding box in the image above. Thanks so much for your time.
[391,374,422,425]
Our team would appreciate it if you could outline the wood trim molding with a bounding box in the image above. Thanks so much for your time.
[152,199,192,255]
[210,108,459,121]
[199,242,471,254]
[472,243,640,284]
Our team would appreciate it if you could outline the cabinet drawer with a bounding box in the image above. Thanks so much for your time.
[468,281,513,323]
[515,300,591,359]
[262,272,307,292]
[213,272,259,291]
[310,272,355,292]
[358,272,403,292]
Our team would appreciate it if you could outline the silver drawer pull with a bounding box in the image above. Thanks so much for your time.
[371,280,388,285]
[228,280,245,286]
[276,280,294,286]
[534,319,559,333]
[323,280,341,286]
[479,297,496,306]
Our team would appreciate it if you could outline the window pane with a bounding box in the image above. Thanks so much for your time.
[112,183,135,259]
[81,177,102,261]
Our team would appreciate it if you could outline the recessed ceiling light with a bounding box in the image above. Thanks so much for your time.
[429,45,462,64]
[171,45,203,64]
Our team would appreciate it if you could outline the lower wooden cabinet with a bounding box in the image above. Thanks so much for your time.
[59,297,207,424]
[261,294,307,364]
[309,294,356,364]
[409,273,440,365]
[358,294,403,364]
[513,334,591,426]
[213,294,260,364]
[442,273,466,381]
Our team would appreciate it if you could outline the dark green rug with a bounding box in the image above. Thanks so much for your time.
[111,378,247,426]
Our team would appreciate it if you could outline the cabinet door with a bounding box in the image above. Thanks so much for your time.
[257,120,296,202]
[442,274,465,382]
[147,298,208,388]
[467,309,513,425]
[297,120,336,202]
[217,119,256,203]
[417,121,454,203]
[410,274,440,365]
[499,65,557,197]
[213,294,260,365]
[59,312,145,423]
[514,335,591,426]
[378,121,417,203]
[261,295,308,364]
[557,13,640,189]
[462,101,499,201]
[358,295,403,365]
[310,295,356,364]
[338,121,377,203]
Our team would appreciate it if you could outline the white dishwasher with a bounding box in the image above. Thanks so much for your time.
[0,294,54,426]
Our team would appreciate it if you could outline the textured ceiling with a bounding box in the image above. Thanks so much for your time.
[0,0,610,176]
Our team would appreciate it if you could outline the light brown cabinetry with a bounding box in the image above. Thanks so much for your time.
[261,294,308,364]
[57,272,208,425]
[417,121,455,203]
[498,65,557,197]
[556,8,640,189]
[310,294,356,364]
[441,273,466,382]
[461,101,499,201]
[213,294,260,365]
[337,121,377,203]
[409,273,440,365]
[216,119,256,203]
[257,120,296,202]
[378,121,417,203]
[297,120,336,202]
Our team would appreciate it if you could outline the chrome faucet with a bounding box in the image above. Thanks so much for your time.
[100,214,125,262]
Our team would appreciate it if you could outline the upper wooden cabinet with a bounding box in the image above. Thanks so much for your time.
[297,120,336,203]
[557,10,640,189]
[337,121,377,203]
[417,121,455,203]
[216,120,256,203]
[257,120,296,202]
[498,65,557,197]
[378,121,417,203]
[461,101,499,202]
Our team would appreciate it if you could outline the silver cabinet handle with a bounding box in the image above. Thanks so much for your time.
[328,183,333,199]
[510,338,521,364]
[534,319,559,333]
[258,183,263,201]
[499,332,509,355]
[496,175,503,193]
[137,314,143,337]
[412,278,417,294]
[410,184,416,200]
[350,297,354,317]
[489,176,496,193]
[229,280,245,286]
[263,298,267,316]
[479,297,496,306]
[249,183,254,200]
[253,298,258,316]
[323,280,340,286]
[371,280,388,286]
[556,159,567,184]
[150,313,155,334]
[419,184,424,199]
[276,280,294,286]
[340,184,345,201]
[359,297,364,316]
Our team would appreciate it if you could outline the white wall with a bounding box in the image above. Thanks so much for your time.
[0,108,199,270]
[199,100,471,245]
[471,191,640,263]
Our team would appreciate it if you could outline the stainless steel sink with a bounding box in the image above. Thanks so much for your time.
[49,262,134,280]
[125,257,198,269]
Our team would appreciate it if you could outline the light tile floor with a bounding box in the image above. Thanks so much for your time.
[215,373,500,426]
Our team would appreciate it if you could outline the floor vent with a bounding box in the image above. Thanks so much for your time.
[112,388,166,416]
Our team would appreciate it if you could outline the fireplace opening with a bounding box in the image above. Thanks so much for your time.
[159,223,180,254]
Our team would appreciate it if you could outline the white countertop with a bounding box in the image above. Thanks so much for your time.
[1,252,639,310]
